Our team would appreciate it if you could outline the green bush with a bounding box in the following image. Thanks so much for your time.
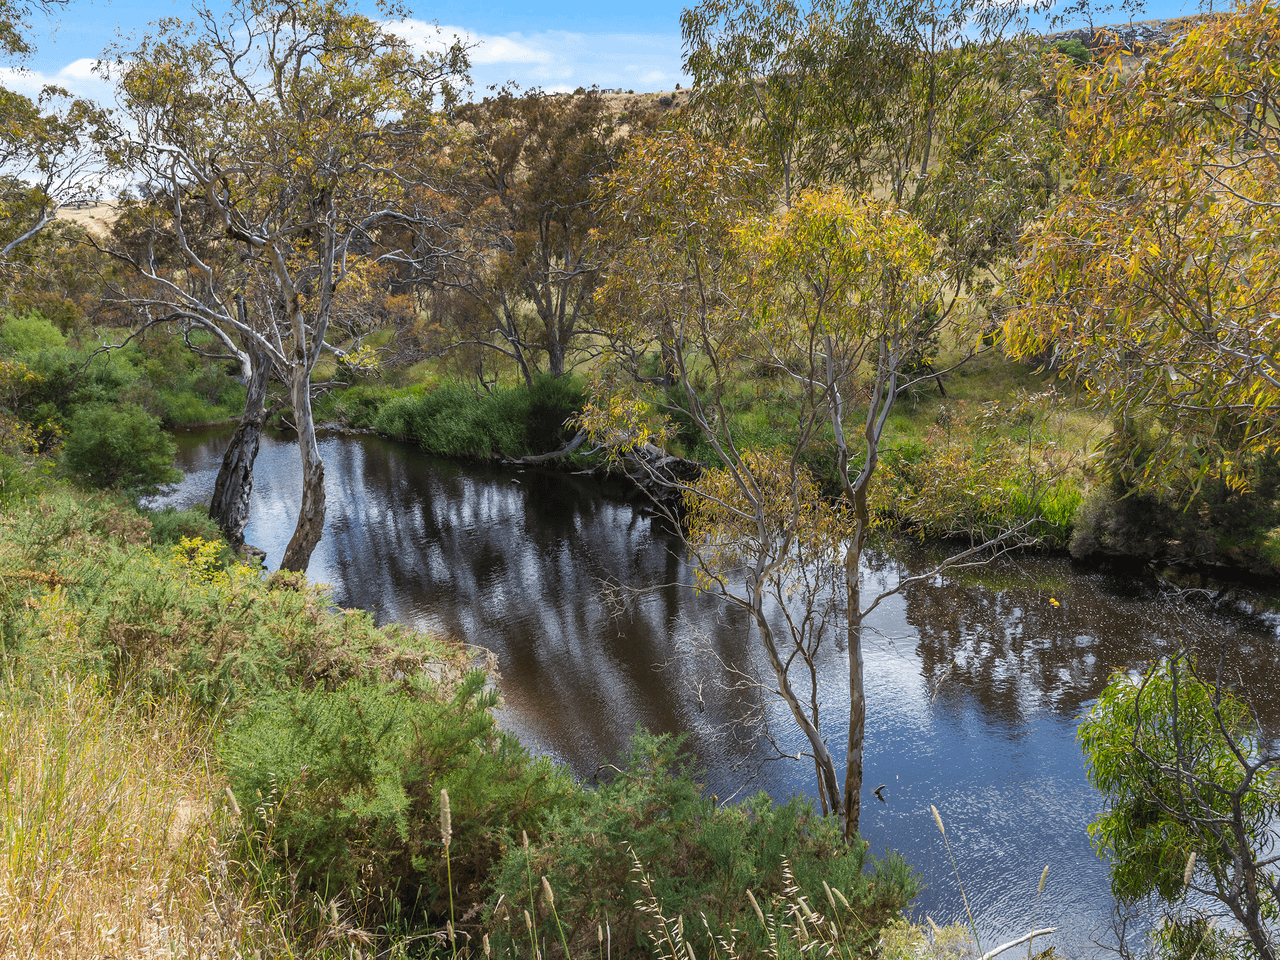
[526,373,587,452]
[322,383,413,429]
[1080,653,1279,959]
[487,731,920,959]
[123,332,246,425]
[372,375,587,459]
[1047,38,1092,64]
[879,404,1082,549]
[222,671,576,924]
[144,505,231,549]
[0,485,458,706]
[60,402,182,498]
[0,312,67,354]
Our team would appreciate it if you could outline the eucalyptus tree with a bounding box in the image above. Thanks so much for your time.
[433,89,656,383]
[680,0,899,207]
[0,0,110,275]
[0,89,109,264]
[1081,650,1280,960]
[1009,0,1280,495]
[101,0,467,570]
[681,0,1061,307]
[589,132,1038,840]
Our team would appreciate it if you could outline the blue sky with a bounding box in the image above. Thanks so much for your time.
[7,0,1208,107]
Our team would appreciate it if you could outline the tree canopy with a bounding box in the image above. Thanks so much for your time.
[103,0,468,570]
[1008,0,1280,494]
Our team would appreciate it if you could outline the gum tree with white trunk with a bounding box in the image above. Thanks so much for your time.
[102,0,466,570]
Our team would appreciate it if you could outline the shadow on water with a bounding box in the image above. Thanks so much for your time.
[153,427,1280,956]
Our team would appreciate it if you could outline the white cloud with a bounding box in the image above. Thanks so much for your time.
[0,58,112,103]
[59,57,99,80]
[453,30,555,66]
[387,19,687,98]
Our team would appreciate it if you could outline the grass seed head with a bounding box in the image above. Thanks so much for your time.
[440,788,452,848]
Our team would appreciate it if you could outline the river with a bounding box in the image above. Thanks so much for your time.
[150,426,1280,956]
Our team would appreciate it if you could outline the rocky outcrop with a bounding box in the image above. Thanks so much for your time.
[1045,14,1220,56]
[1053,21,1174,54]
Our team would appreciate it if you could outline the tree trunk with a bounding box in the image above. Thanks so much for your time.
[918,61,938,182]
[279,369,326,572]
[843,545,866,843]
[209,348,272,549]
[546,338,565,378]
[750,598,844,822]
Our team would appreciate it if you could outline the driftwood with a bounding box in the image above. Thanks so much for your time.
[505,429,592,465]
[980,928,1057,960]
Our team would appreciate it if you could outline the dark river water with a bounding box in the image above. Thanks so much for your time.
[151,427,1280,956]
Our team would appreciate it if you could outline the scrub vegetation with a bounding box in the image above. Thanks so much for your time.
[0,477,919,957]
[2,0,1280,954]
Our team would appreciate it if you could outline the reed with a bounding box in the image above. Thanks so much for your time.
[926,806,1058,960]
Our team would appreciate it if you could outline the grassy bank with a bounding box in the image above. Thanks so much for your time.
[0,476,925,958]
[319,342,1098,551]
[322,339,1280,574]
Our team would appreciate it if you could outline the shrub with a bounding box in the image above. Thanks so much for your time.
[371,375,588,459]
[0,311,67,354]
[60,402,182,498]
[145,505,231,549]
[1047,38,1091,64]
[323,383,413,429]
[879,399,1083,548]
[0,486,461,706]
[1080,652,1279,959]
[222,671,576,925]
[0,412,50,506]
[487,731,920,959]
[526,373,587,452]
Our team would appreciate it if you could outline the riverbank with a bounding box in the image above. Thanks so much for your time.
[306,362,1280,584]
[152,424,1280,957]
[1,477,925,959]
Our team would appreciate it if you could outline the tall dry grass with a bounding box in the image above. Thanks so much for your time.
[0,678,219,958]
[0,677,389,960]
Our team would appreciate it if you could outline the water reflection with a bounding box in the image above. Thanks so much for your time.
[153,428,1280,957]
[895,550,1280,735]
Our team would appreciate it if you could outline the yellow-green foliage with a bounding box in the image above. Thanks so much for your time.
[169,535,241,586]
[1,481,925,959]
[1009,0,1280,491]
[879,393,1087,547]
[0,482,475,957]
[0,486,463,707]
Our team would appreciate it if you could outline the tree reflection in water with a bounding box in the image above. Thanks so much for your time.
[154,428,1280,956]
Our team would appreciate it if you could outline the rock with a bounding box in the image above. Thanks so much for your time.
[239,543,268,566]
[658,95,674,107]
[1055,21,1174,54]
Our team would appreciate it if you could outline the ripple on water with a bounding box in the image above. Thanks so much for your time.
[154,427,1280,958]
